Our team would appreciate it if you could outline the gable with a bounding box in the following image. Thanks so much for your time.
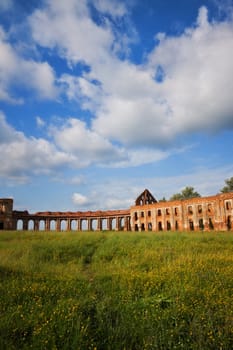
[135,189,157,206]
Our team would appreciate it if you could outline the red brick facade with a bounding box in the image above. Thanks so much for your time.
[0,190,232,231]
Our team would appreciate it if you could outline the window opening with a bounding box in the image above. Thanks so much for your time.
[209,218,214,230]
[158,222,163,231]
[199,218,204,231]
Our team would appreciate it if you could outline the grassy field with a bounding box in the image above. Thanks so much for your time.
[0,230,233,350]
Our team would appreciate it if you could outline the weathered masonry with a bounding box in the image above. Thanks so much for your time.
[0,189,232,232]
[131,189,233,232]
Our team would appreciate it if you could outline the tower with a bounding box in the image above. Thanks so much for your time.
[0,198,14,230]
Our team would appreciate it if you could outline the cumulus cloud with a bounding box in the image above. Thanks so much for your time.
[2,2,233,177]
[36,116,45,128]
[92,0,127,18]
[93,6,233,146]
[0,26,57,103]
[29,0,113,67]
[72,192,91,208]
[29,1,233,149]
[0,113,75,182]
[49,117,127,166]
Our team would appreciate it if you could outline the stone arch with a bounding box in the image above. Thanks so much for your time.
[81,219,88,231]
[71,219,77,231]
[39,220,45,231]
[60,220,67,231]
[167,221,171,230]
[111,218,116,230]
[209,218,214,230]
[119,217,125,230]
[50,220,56,231]
[199,218,204,231]
[189,219,194,231]
[17,219,23,230]
[91,219,97,231]
[28,219,34,230]
[102,218,107,230]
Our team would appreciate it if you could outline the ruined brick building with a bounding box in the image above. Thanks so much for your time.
[0,189,232,232]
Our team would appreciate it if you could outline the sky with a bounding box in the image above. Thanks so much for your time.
[0,0,233,213]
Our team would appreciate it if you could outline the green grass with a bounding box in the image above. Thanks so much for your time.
[0,231,233,349]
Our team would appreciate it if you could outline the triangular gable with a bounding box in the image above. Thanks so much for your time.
[135,189,157,206]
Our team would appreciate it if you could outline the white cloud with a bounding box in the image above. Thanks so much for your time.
[92,6,233,146]
[32,2,233,148]
[72,192,91,207]
[0,26,57,103]
[29,0,113,67]
[0,113,75,183]
[49,117,127,166]
[92,0,127,18]
[36,116,45,128]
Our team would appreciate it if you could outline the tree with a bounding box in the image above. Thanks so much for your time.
[170,186,201,201]
[220,177,233,193]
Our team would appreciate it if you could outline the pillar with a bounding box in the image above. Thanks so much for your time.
[77,219,81,231]
[88,218,92,231]
[56,219,61,231]
[45,219,50,231]
[97,218,102,231]
[23,219,28,231]
[67,219,71,231]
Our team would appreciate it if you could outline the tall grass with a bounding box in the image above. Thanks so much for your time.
[0,231,233,349]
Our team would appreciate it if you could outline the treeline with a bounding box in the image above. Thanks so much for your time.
[159,176,233,202]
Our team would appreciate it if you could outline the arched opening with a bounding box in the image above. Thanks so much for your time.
[158,222,163,231]
[111,218,116,230]
[71,220,77,231]
[28,219,34,230]
[119,218,124,231]
[50,220,56,231]
[148,222,152,231]
[189,220,194,231]
[102,218,107,230]
[17,219,23,230]
[175,221,179,230]
[81,219,88,231]
[39,220,45,231]
[209,218,214,230]
[134,224,138,231]
[199,218,204,231]
[60,220,67,231]
[167,221,171,231]
[91,219,98,231]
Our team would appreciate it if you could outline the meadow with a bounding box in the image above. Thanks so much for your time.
[0,230,232,350]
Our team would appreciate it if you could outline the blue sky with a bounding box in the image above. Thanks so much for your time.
[0,0,233,212]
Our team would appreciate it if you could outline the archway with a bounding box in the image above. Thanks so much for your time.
[39,220,45,231]
[17,219,23,230]
[28,220,34,230]
[60,220,67,231]
[102,218,107,230]
[71,219,77,231]
[50,220,56,231]
[111,218,116,230]
[81,219,88,231]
